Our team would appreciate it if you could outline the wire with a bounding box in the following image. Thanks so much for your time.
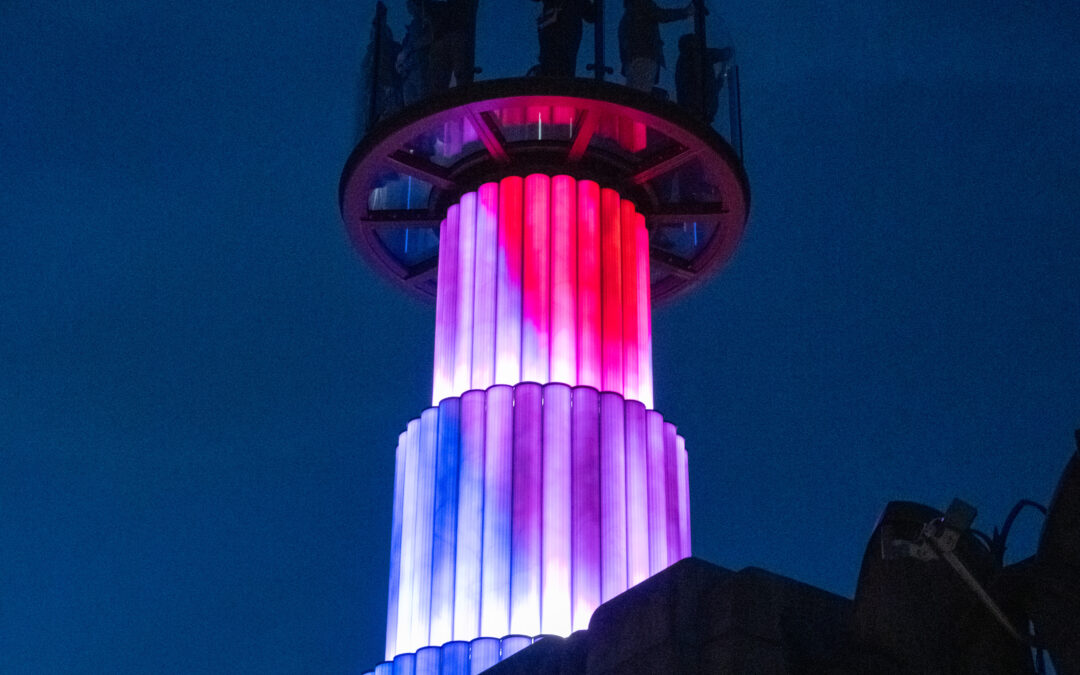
[994,498,1049,566]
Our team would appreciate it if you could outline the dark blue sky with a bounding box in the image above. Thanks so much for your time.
[2,1,1078,673]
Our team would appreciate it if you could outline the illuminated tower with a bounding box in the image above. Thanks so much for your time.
[342,58,748,675]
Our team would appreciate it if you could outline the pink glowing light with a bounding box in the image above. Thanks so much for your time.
[522,176,551,383]
[600,188,625,394]
[550,176,577,385]
[576,180,602,390]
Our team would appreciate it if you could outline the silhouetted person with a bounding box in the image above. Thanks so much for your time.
[358,15,402,136]
[618,0,694,92]
[399,0,439,104]
[431,0,479,88]
[675,33,732,123]
[532,0,597,77]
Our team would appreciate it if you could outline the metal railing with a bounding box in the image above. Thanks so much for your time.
[359,0,743,158]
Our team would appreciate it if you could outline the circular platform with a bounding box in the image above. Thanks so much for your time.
[340,78,750,304]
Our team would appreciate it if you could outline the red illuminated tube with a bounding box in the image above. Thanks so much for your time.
[432,176,654,407]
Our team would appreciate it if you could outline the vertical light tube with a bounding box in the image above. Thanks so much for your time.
[501,635,533,660]
[411,408,439,648]
[645,410,668,575]
[433,209,459,404]
[571,386,601,629]
[398,420,421,652]
[440,641,469,675]
[495,177,523,386]
[576,180,602,390]
[429,399,462,645]
[453,390,485,640]
[510,383,542,636]
[549,176,577,385]
[619,199,640,403]
[623,401,649,586]
[375,661,394,675]
[599,392,627,601]
[471,182,499,390]
[634,213,653,408]
[522,175,550,383]
[392,652,416,675]
[386,431,408,660]
[480,385,513,637]
[415,646,440,675]
[453,192,478,395]
[541,383,572,636]
[469,637,500,675]
[676,435,691,558]
[600,188,623,393]
[663,421,682,565]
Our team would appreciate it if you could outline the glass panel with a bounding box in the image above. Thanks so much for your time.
[650,221,716,261]
[493,105,576,143]
[368,172,434,211]
[405,116,483,168]
[374,226,440,267]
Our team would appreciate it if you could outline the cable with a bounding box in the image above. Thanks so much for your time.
[994,499,1048,566]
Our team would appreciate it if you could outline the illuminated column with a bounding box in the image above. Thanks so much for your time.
[388,177,691,658]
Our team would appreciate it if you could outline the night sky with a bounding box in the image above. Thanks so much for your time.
[3,1,1079,673]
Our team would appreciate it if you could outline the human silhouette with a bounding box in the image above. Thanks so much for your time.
[532,0,597,77]
[399,0,439,104]
[675,33,732,123]
[618,0,694,92]
[359,5,402,136]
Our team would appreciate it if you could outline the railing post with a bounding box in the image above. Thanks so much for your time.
[594,0,606,81]
[368,1,388,134]
[728,64,743,158]
[692,0,707,120]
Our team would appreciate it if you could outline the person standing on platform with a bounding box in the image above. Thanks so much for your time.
[399,0,438,104]
[675,33,732,123]
[358,9,402,136]
[618,0,694,92]
[532,0,597,77]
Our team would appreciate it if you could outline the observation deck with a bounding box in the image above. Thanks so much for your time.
[341,77,749,304]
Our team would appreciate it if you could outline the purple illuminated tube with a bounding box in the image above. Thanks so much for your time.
[571,387,601,629]
[385,431,408,660]
[452,193,477,396]
[510,383,542,637]
[453,391,485,640]
[429,399,461,646]
[646,410,668,575]
[432,206,459,404]
[383,384,690,655]
[480,385,513,638]
[624,401,650,586]
[471,183,499,390]
[599,391,627,602]
[541,383,572,636]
